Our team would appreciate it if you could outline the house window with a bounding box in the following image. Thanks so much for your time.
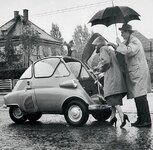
[0,47,5,53]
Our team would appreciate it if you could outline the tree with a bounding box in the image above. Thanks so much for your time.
[50,23,65,55]
[50,23,63,42]
[20,25,40,66]
[72,25,93,59]
[0,36,25,79]
[0,36,17,66]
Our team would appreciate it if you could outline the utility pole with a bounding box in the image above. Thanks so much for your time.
[150,41,152,61]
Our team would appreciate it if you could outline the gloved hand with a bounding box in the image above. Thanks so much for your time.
[107,42,117,49]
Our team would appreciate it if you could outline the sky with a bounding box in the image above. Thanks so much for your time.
[0,0,153,43]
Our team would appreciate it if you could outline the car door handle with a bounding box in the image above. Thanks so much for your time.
[26,81,32,90]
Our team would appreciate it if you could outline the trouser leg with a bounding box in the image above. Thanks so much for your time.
[134,98,141,122]
[135,95,151,123]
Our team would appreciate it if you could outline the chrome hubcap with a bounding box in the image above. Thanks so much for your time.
[13,107,23,119]
[68,105,82,122]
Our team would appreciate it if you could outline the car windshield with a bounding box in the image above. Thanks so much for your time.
[20,65,32,79]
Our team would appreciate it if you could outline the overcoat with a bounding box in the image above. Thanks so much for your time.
[98,46,127,98]
[116,34,152,99]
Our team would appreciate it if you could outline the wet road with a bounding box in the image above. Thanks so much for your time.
[0,110,153,150]
[0,94,153,150]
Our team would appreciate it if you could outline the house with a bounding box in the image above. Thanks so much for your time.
[0,9,62,68]
[149,38,153,60]
[133,30,153,61]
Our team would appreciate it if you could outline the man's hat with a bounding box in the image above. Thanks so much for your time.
[119,24,133,32]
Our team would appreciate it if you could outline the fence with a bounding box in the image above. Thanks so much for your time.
[0,79,18,91]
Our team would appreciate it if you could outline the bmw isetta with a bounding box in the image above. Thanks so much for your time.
[4,33,111,126]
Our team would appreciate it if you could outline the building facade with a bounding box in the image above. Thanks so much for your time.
[0,9,62,68]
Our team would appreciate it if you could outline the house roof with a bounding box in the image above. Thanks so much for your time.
[0,12,61,44]
[133,30,151,51]
[149,38,153,43]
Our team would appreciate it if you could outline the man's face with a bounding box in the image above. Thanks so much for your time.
[121,30,130,40]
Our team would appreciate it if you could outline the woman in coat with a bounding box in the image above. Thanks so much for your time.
[92,36,128,128]
[110,24,152,127]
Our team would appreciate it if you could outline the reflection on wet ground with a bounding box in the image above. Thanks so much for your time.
[0,112,153,150]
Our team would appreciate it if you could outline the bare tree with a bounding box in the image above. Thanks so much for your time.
[0,37,16,66]
[20,25,40,66]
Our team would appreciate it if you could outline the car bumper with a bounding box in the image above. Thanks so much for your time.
[88,104,111,111]
[3,104,7,109]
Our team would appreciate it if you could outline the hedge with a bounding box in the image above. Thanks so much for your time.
[0,68,26,79]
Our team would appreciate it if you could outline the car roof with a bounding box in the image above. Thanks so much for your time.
[33,56,81,64]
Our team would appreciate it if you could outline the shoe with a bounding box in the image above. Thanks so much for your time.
[120,114,130,128]
[132,122,151,127]
[131,118,141,126]
[109,117,117,127]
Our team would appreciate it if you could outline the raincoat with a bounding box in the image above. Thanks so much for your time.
[98,46,127,98]
[116,34,152,99]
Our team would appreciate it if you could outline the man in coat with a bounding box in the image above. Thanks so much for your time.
[115,24,152,127]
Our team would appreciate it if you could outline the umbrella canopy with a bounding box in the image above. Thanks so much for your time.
[89,6,140,27]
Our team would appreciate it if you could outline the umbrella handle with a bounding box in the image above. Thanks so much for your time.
[115,23,118,37]
[111,0,118,37]
[112,0,114,6]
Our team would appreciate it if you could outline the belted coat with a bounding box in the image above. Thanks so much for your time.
[116,34,152,99]
[98,46,127,98]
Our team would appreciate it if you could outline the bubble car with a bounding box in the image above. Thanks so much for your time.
[4,33,111,126]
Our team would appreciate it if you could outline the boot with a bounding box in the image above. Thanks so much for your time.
[132,96,151,127]
[131,117,141,126]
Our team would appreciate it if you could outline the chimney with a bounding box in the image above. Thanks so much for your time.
[23,9,28,22]
[14,11,19,18]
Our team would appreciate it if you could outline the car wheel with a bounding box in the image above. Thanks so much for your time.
[9,106,27,124]
[27,113,42,122]
[92,108,111,121]
[64,100,89,127]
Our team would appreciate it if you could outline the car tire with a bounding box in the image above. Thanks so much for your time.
[92,108,111,121]
[64,100,89,127]
[27,113,42,122]
[9,106,27,124]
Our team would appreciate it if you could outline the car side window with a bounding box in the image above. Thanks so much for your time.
[80,66,90,79]
[54,62,70,76]
[67,62,81,78]
[34,58,60,78]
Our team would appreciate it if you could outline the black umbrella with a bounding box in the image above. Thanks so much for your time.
[89,6,140,36]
